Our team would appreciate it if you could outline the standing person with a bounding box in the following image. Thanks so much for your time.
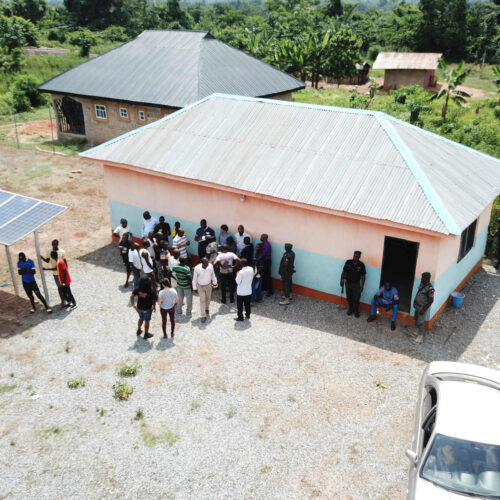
[130,277,156,339]
[157,279,178,339]
[119,232,133,287]
[340,251,366,318]
[128,242,142,290]
[260,234,273,296]
[167,249,181,288]
[225,235,238,255]
[251,243,263,305]
[192,257,218,323]
[214,245,240,304]
[53,251,77,310]
[195,219,215,259]
[172,228,190,263]
[411,272,435,345]
[140,242,156,290]
[113,218,130,240]
[235,225,251,256]
[205,236,218,266]
[235,258,253,321]
[141,211,158,238]
[171,257,192,316]
[41,239,67,308]
[218,224,231,247]
[154,216,171,241]
[367,281,399,331]
[240,236,254,267]
[279,243,295,306]
[17,252,52,314]
[490,217,500,269]
[171,221,181,238]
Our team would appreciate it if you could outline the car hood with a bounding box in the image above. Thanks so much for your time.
[414,478,487,499]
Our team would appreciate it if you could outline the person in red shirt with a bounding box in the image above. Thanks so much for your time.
[54,251,77,310]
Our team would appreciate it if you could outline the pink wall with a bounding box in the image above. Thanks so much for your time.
[104,164,444,276]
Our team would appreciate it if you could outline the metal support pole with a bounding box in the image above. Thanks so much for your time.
[12,108,20,149]
[5,246,20,296]
[34,230,49,304]
[48,105,55,154]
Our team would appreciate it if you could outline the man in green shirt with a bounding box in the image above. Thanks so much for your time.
[171,257,192,315]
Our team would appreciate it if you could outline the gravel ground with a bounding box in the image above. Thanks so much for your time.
[1,245,499,500]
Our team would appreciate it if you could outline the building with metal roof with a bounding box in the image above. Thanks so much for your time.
[81,94,500,328]
[38,30,304,146]
[373,52,442,90]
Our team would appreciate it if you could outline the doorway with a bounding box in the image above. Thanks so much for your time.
[55,97,86,135]
[380,236,419,313]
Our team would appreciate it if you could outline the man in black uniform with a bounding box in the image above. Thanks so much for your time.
[279,243,295,305]
[340,250,366,317]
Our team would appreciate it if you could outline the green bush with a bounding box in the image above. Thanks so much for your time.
[113,381,133,401]
[494,106,500,119]
[11,74,45,112]
[118,362,140,377]
[67,377,86,389]
[0,47,22,74]
[0,15,38,52]
[101,26,129,43]
[69,29,96,57]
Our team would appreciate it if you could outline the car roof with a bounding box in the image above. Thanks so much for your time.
[434,380,500,445]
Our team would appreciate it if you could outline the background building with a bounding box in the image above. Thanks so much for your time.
[373,52,442,90]
[81,94,500,327]
[39,30,304,145]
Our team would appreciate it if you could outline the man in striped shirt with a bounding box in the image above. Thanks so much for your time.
[173,228,190,262]
[171,257,192,315]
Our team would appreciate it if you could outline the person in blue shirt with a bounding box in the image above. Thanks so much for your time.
[17,252,52,314]
[141,211,158,238]
[194,219,215,258]
[367,281,399,330]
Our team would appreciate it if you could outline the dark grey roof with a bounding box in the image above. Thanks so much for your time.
[38,30,305,107]
[0,190,67,246]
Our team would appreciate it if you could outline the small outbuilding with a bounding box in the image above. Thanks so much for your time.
[38,30,305,146]
[81,94,500,328]
[373,52,442,90]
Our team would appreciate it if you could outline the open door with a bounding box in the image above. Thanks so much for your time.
[380,236,419,313]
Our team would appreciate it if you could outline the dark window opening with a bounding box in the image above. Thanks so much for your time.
[55,97,85,135]
[458,219,477,262]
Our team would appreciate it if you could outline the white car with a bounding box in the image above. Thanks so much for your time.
[406,361,500,499]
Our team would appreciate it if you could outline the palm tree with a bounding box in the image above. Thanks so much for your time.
[429,59,471,120]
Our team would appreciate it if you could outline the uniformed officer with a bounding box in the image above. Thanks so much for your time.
[411,272,435,345]
[279,243,295,305]
[340,251,366,318]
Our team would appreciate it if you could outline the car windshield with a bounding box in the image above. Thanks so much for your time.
[421,434,500,498]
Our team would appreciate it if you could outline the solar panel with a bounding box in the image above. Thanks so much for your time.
[0,191,14,205]
[0,190,67,246]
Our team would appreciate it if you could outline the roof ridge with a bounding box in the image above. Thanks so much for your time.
[376,115,461,236]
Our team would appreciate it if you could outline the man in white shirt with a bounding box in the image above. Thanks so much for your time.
[214,245,240,304]
[142,211,158,238]
[128,243,142,289]
[140,247,156,290]
[235,258,254,321]
[192,257,218,323]
[172,228,190,261]
[113,218,130,240]
[234,225,251,256]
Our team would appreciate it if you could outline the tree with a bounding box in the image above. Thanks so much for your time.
[494,66,500,104]
[325,0,343,18]
[12,0,47,24]
[429,59,470,119]
[0,15,38,52]
[323,27,362,85]
[69,28,96,57]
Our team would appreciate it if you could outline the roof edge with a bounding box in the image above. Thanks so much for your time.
[377,116,460,236]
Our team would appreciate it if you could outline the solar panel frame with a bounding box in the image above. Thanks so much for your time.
[0,190,67,246]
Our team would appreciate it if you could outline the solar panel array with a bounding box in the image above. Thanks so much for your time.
[0,190,67,246]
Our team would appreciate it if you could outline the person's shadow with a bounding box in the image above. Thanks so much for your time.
[128,337,154,353]
[233,319,251,331]
[156,337,175,351]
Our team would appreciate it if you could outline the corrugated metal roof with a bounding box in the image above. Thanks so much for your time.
[38,31,304,108]
[373,52,442,70]
[81,94,500,236]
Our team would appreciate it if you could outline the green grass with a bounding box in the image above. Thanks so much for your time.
[118,362,141,377]
[113,381,133,401]
[40,426,62,437]
[134,408,144,421]
[141,428,180,448]
[0,384,16,394]
[67,377,86,389]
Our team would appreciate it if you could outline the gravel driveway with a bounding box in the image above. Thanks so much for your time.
[1,245,499,500]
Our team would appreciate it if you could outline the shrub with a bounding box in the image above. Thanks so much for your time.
[11,74,45,112]
[118,362,140,377]
[113,381,133,400]
[101,25,129,43]
[0,47,22,74]
[67,377,86,389]
[69,29,96,57]
[494,106,500,119]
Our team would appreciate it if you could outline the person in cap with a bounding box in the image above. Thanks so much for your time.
[279,243,295,306]
[490,217,500,269]
[17,252,52,314]
[367,280,399,330]
[411,272,434,345]
[113,218,130,240]
[340,251,366,318]
[141,211,158,238]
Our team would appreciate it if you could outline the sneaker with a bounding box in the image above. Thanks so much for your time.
[279,298,291,306]
[46,308,53,314]
[406,331,418,339]
[136,328,142,336]
[412,335,424,345]
[30,308,36,314]
[234,317,244,322]
[391,321,396,331]
[367,315,377,322]
[70,303,78,310]
[144,333,154,340]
